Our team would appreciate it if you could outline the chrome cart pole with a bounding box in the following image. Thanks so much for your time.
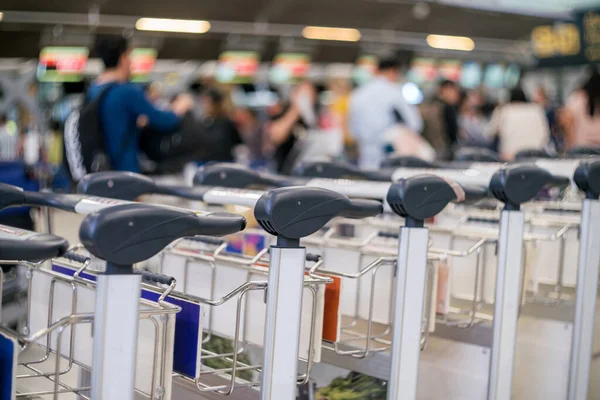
[261,238,307,399]
[91,264,142,400]
[568,160,600,400]
[388,226,429,399]
[486,166,556,400]
[487,209,525,400]
[385,175,477,400]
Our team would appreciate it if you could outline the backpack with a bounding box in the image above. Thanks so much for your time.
[64,84,117,181]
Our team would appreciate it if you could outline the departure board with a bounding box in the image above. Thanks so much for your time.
[532,8,600,66]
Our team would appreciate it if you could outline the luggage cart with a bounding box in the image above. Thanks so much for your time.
[76,175,384,399]
[568,159,600,400]
[0,186,248,400]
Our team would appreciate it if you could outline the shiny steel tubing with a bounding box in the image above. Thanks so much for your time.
[488,210,525,400]
[387,227,429,400]
[260,246,306,400]
[568,199,600,400]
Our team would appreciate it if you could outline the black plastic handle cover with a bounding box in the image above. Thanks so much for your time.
[514,149,554,160]
[79,203,246,266]
[567,146,600,157]
[254,186,380,239]
[61,251,90,264]
[574,159,600,199]
[454,147,502,163]
[548,175,571,188]
[305,253,322,262]
[138,270,176,286]
[0,234,69,262]
[378,231,399,239]
[380,155,437,169]
[77,171,158,200]
[156,185,212,201]
[194,163,296,189]
[386,175,458,221]
[0,183,26,210]
[0,183,82,212]
[461,184,489,203]
[340,199,383,219]
[293,161,369,180]
[489,165,553,208]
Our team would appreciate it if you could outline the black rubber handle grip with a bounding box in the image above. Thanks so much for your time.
[194,162,299,188]
[574,159,600,199]
[0,230,69,262]
[156,185,212,201]
[340,199,383,219]
[77,171,157,200]
[79,203,246,267]
[138,270,176,286]
[548,175,571,188]
[461,184,489,203]
[184,236,226,246]
[378,231,399,239]
[61,251,90,264]
[305,253,322,262]
[467,217,500,224]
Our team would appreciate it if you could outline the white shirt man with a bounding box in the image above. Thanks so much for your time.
[349,60,423,169]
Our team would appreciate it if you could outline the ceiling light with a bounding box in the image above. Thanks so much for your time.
[426,34,475,51]
[0,12,4,22]
[135,18,210,34]
[302,26,361,42]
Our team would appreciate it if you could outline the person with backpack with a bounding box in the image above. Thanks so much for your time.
[65,35,192,179]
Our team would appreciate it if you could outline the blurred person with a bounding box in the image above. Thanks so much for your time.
[484,87,550,160]
[534,87,561,150]
[266,81,319,173]
[88,35,192,172]
[0,114,18,161]
[235,107,265,164]
[349,57,423,169]
[562,67,600,149]
[458,90,490,148]
[421,80,462,159]
[46,120,63,166]
[328,78,356,162]
[196,87,243,162]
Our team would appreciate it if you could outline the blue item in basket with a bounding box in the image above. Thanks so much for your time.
[0,331,17,400]
[52,264,203,378]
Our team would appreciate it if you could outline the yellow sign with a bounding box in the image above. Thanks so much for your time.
[583,10,600,61]
[532,24,581,58]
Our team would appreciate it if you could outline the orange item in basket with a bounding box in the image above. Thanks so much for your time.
[322,277,341,342]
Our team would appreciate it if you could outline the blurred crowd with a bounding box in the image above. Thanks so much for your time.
[1,35,600,177]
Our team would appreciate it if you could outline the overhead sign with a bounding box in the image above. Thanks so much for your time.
[438,59,462,82]
[130,48,158,82]
[270,53,311,84]
[532,8,600,67]
[460,62,482,89]
[216,51,260,83]
[406,58,438,88]
[37,47,89,82]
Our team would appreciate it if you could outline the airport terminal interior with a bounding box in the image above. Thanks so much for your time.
[1,1,600,399]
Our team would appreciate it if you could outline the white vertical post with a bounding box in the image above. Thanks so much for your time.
[568,199,600,400]
[488,210,525,400]
[387,227,429,400]
[261,246,306,400]
[91,273,142,400]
